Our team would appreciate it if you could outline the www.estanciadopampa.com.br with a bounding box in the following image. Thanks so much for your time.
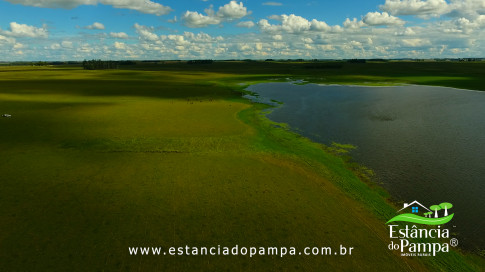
[129,245,354,258]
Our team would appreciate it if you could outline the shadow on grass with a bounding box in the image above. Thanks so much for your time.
[0,79,238,100]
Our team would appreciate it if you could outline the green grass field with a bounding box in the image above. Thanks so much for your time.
[1,62,484,271]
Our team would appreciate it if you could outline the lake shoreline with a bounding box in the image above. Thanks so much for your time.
[241,81,485,255]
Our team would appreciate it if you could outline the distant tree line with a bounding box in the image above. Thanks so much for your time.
[459,58,481,62]
[32,61,49,66]
[304,63,343,69]
[347,59,367,63]
[187,59,214,64]
[82,59,119,70]
[119,60,137,65]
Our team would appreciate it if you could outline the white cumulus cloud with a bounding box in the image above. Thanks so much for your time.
[442,16,485,34]
[272,34,283,40]
[85,22,105,30]
[110,32,129,39]
[182,1,250,27]
[310,19,342,32]
[114,41,126,49]
[13,42,25,49]
[1,22,48,38]
[447,0,485,19]
[216,1,249,19]
[49,43,61,50]
[318,44,335,51]
[5,0,172,16]
[395,27,417,35]
[380,0,450,18]
[182,11,221,27]
[61,41,73,48]
[259,14,340,34]
[259,14,310,33]
[363,12,405,26]
[381,0,485,21]
[402,38,431,47]
[101,0,172,16]
[343,18,366,29]
[0,34,16,44]
[236,21,255,28]
[134,23,158,41]
[279,14,311,33]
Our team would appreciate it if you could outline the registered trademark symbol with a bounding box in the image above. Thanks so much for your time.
[450,238,458,247]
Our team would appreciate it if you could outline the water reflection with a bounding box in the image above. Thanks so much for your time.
[247,83,485,250]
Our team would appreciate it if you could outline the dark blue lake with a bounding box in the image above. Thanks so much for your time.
[246,83,485,250]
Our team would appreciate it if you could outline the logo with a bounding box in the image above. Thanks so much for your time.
[387,200,454,225]
[386,200,456,257]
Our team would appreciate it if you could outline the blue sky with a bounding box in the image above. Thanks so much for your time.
[0,0,484,60]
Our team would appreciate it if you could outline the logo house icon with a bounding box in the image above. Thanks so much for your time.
[386,200,454,225]
[398,201,431,215]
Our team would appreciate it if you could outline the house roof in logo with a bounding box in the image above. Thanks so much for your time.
[397,200,431,213]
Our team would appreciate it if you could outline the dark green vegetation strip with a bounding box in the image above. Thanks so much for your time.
[0,62,484,271]
[116,60,485,91]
